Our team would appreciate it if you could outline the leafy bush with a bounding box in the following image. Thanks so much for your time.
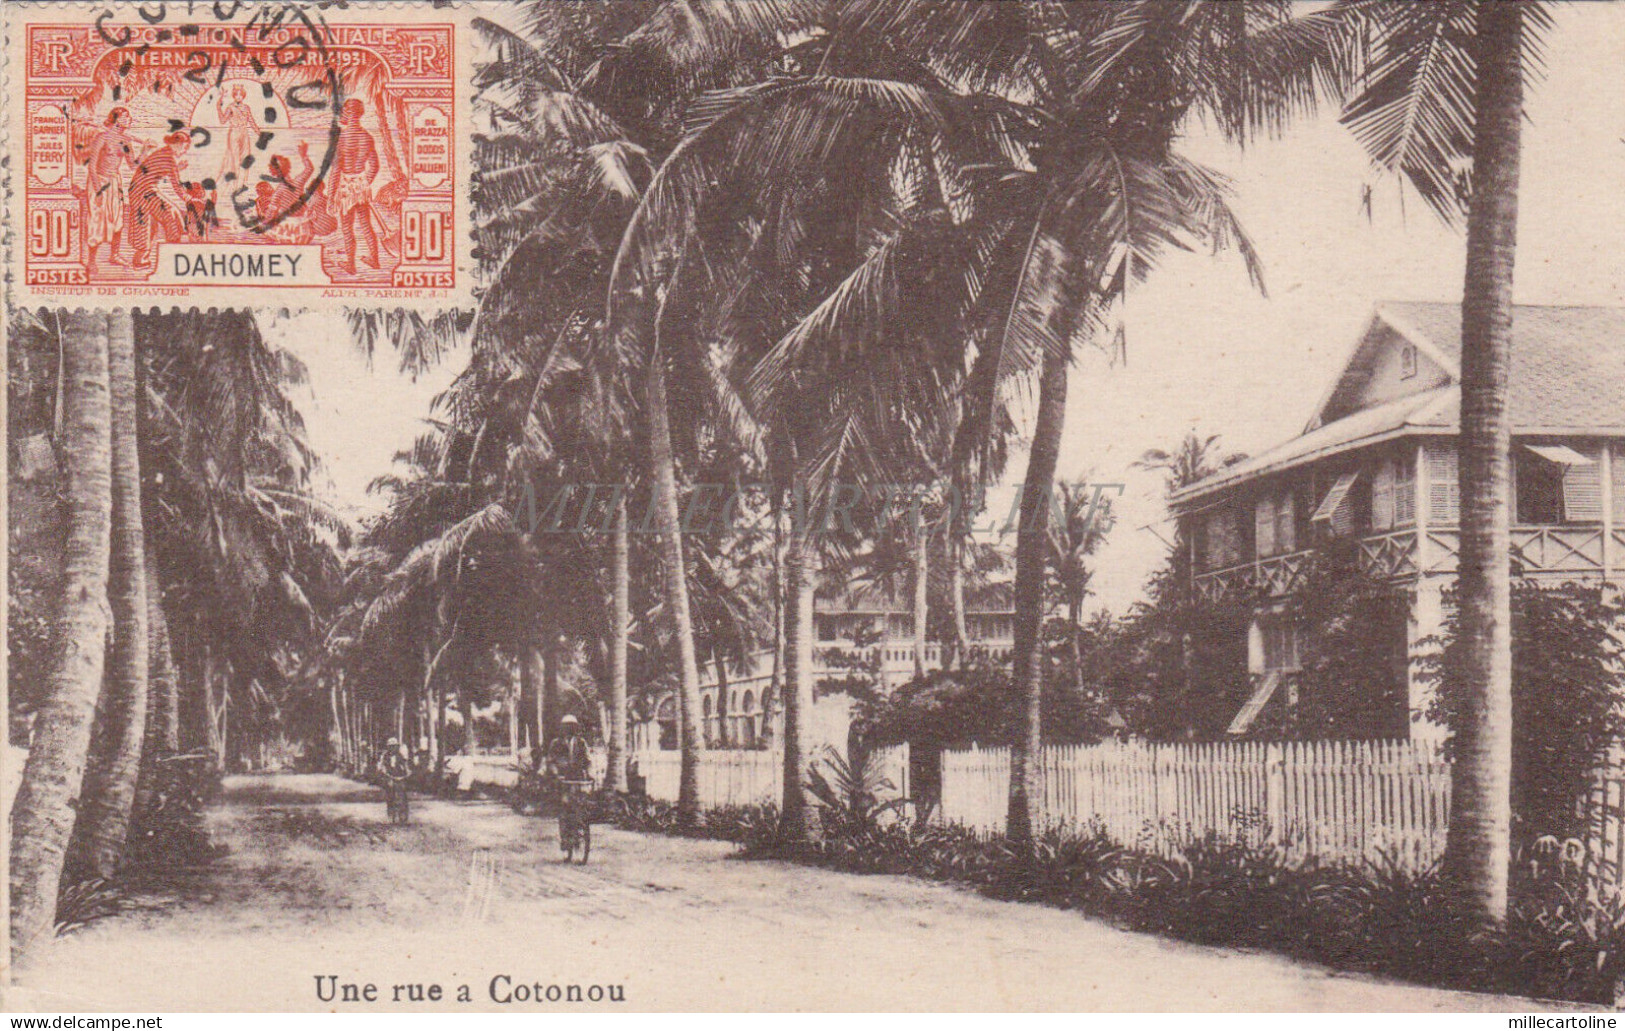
[700,803,780,845]
[806,744,905,839]
[1498,837,1625,1004]
[985,826,1125,908]
[54,877,127,936]
[1423,582,1625,845]
[614,788,1625,1003]
[855,656,1116,750]
[1124,833,1308,947]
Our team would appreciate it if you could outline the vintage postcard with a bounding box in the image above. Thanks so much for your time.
[4,2,472,310]
[4,0,1625,1017]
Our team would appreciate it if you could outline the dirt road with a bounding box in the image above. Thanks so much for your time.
[7,773,1544,1011]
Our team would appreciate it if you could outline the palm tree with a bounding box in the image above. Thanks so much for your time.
[606,495,631,789]
[1047,480,1112,693]
[610,1,1347,845]
[10,311,113,955]
[473,0,822,823]
[67,310,148,881]
[1335,0,1553,926]
[137,310,343,771]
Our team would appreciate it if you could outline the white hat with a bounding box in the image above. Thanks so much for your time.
[560,714,579,725]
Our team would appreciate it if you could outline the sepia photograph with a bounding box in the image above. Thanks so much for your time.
[4,0,1624,1015]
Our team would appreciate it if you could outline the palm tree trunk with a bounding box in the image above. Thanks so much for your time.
[645,353,705,825]
[762,499,786,749]
[10,310,113,955]
[457,684,474,755]
[507,666,519,759]
[436,689,449,767]
[780,513,817,844]
[520,647,542,752]
[132,557,178,827]
[69,309,150,880]
[714,655,732,749]
[607,495,630,790]
[1441,0,1523,927]
[913,519,930,678]
[950,529,969,668]
[543,632,562,744]
[424,646,440,766]
[144,560,177,751]
[1006,351,1068,846]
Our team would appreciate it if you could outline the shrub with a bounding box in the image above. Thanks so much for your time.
[1498,837,1625,1004]
[54,877,127,936]
[613,791,1625,1003]
[984,826,1124,908]
[700,803,779,845]
[1424,582,1625,845]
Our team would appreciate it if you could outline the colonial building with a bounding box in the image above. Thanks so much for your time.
[1170,302,1625,740]
[633,582,1016,751]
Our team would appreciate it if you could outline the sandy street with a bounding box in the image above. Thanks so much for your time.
[5,773,1547,1012]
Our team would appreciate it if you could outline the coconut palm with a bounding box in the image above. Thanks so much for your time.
[66,310,148,882]
[10,311,113,954]
[138,310,344,771]
[1331,0,1554,925]
[1047,480,1113,693]
[610,0,1351,845]
[469,0,822,823]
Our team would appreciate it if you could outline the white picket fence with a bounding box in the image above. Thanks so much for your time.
[632,745,910,809]
[942,739,1453,869]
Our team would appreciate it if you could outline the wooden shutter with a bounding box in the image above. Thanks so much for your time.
[1276,489,1296,552]
[1561,447,1603,522]
[1427,443,1459,525]
[1207,507,1238,569]
[1615,449,1625,524]
[1313,472,1361,536]
[1395,453,1417,526]
[1256,496,1276,557]
[1371,460,1395,530]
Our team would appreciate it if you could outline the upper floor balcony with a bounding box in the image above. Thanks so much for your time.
[1193,523,1625,603]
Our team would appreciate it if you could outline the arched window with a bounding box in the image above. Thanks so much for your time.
[741,690,755,713]
[703,694,713,717]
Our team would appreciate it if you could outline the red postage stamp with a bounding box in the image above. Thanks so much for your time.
[6,3,473,309]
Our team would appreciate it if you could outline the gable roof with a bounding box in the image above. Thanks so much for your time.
[1172,302,1625,508]
[1376,301,1625,432]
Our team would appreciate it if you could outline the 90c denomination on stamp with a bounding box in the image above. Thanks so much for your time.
[5,2,473,309]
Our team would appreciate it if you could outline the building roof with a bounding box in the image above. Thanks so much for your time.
[1172,302,1625,508]
[1379,301,1625,432]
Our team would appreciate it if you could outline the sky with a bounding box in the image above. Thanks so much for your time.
[273,2,1625,613]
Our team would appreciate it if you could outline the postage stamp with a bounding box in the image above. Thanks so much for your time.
[4,2,473,309]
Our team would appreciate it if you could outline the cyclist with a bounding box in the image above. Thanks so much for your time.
[547,715,592,860]
[378,737,412,824]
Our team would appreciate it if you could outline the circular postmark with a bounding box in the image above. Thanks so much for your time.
[88,2,345,239]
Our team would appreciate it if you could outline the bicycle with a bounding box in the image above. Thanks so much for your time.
[557,777,594,863]
[384,780,411,825]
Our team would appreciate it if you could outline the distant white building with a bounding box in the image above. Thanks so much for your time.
[632,581,1015,752]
